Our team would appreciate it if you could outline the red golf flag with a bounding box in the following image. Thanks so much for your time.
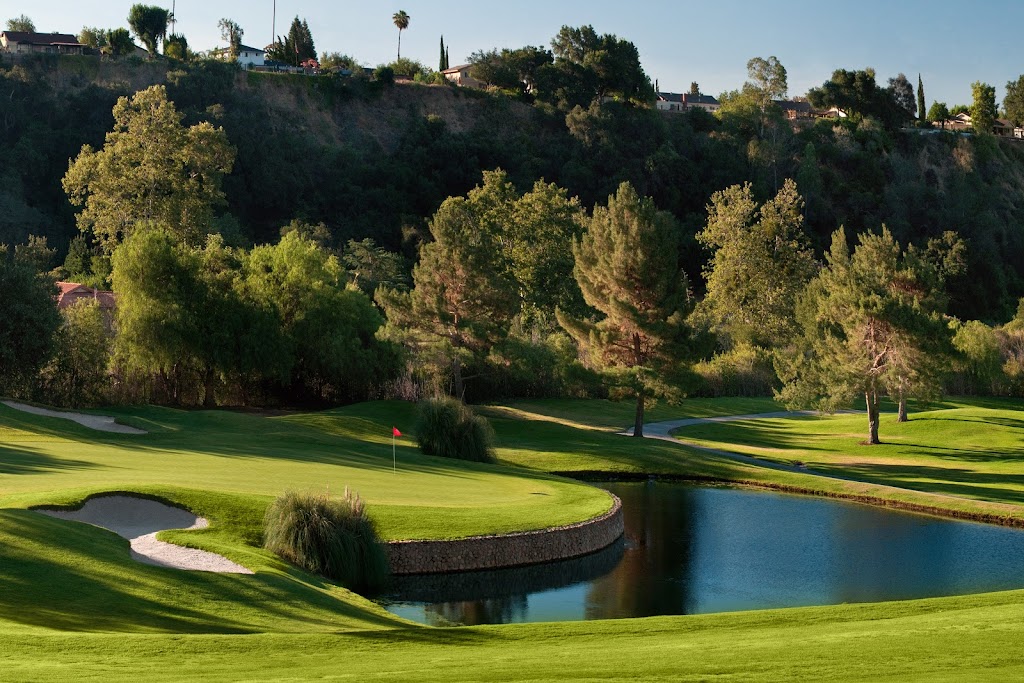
[393,427,402,437]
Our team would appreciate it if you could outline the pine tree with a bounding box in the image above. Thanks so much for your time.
[917,74,926,123]
[377,180,518,400]
[777,227,958,444]
[557,182,692,437]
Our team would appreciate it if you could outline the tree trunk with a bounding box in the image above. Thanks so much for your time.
[631,332,645,437]
[453,354,465,403]
[633,390,645,438]
[203,366,216,408]
[866,391,881,444]
[897,391,908,423]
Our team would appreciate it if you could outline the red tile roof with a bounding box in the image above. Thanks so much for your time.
[55,282,116,310]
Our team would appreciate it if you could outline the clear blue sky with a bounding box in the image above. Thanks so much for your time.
[12,1,1022,107]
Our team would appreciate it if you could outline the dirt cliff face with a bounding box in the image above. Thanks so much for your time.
[238,73,537,153]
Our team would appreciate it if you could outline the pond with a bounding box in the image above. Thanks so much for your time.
[381,481,1024,626]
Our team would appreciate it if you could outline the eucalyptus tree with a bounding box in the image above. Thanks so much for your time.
[218,18,243,59]
[887,73,916,119]
[746,56,788,116]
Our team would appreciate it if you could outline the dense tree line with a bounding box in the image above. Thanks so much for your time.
[7,28,1024,430]
[5,47,1024,322]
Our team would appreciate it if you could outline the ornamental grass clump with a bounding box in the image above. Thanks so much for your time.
[416,396,496,463]
[263,488,388,593]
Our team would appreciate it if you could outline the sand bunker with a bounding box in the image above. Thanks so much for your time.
[37,495,253,574]
[2,400,147,434]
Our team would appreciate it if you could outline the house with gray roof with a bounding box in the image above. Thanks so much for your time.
[0,31,85,55]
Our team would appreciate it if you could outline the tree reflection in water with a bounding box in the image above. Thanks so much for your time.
[383,537,625,626]
[584,481,696,619]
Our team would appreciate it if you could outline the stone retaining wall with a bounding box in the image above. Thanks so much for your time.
[386,495,624,575]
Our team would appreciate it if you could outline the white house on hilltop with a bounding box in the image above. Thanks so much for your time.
[656,92,720,114]
[212,44,265,68]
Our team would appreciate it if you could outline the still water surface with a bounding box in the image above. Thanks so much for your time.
[382,482,1024,626]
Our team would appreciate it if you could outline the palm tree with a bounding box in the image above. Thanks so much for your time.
[392,10,410,60]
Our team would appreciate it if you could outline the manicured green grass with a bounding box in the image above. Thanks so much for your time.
[483,396,782,431]
[675,403,1024,508]
[6,396,1024,680]
[4,589,1024,680]
[0,401,613,541]
[0,507,402,634]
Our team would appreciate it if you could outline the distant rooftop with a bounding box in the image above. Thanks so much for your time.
[1,30,82,46]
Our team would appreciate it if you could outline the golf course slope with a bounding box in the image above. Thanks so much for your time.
[4,397,1024,680]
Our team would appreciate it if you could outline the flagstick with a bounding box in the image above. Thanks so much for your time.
[393,432,396,473]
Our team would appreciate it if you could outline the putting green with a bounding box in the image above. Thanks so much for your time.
[0,401,614,541]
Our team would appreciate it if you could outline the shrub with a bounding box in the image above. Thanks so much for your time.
[466,333,606,402]
[36,299,112,407]
[416,396,496,463]
[373,65,394,85]
[691,344,777,397]
[263,489,388,593]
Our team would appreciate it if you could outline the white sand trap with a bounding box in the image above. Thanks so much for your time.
[37,496,253,574]
[2,400,147,434]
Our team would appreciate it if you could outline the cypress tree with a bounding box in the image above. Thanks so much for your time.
[557,182,692,438]
[917,74,926,123]
[439,35,447,71]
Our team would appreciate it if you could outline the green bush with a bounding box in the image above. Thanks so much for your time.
[263,489,388,593]
[416,397,496,463]
[691,344,778,397]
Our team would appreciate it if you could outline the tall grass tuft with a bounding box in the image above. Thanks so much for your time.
[263,488,389,593]
[416,396,496,463]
